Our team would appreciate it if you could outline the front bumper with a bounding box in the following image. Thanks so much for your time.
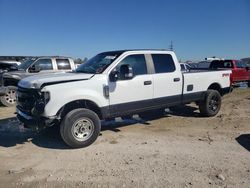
[16,107,57,130]
[0,86,7,96]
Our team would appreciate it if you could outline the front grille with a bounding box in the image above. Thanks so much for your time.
[17,87,40,115]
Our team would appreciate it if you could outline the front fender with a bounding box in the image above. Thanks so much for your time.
[43,89,108,117]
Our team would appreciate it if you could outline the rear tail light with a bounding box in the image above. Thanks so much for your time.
[222,73,232,86]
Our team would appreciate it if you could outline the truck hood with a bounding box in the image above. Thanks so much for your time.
[18,72,94,89]
[3,70,27,80]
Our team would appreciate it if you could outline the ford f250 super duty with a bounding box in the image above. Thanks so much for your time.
[16,50,232,148]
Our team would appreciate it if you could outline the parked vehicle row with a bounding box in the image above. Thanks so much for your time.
[182,59,250,87]
[209,60,250,87]
[0,56,76,107]
[16,50,232,148]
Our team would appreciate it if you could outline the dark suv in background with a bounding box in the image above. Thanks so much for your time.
[0,56,75,107]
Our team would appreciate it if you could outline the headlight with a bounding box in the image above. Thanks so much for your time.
[31,91,50,115]
[42,91,50,104]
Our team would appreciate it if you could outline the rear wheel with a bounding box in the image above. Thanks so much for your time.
[0,86,17,107]
[60,108,101,148]
[199,90,221,117]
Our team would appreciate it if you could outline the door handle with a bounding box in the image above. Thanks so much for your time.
[173,78,180,82]
[144,81,152,85]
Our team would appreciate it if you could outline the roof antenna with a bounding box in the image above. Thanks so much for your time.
[169,40,174,51]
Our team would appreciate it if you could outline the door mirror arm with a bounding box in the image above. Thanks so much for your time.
[109,69,119,82]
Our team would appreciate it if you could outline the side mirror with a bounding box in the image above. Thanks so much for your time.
[109,69,119,82]
[120,64,133,80]
[29,64,41,73]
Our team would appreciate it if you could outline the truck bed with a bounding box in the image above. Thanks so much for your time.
[184,68,231,74]
[182,69,231,94]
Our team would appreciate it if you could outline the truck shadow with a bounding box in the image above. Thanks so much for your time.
[167,105,201,117]
[0,105,200,149]
[0,117,69,149]
[0,117,150,149]
[235,134,250,152]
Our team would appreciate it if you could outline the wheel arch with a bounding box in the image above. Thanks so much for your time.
[56,99,104,120]
[207,83,222,95]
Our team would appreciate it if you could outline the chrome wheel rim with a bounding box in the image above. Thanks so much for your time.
[4,89,16,104]
[71,118,94,141]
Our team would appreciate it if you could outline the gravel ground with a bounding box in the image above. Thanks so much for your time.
[0,88,249,188]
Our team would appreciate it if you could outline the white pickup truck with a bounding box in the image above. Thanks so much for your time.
[16,50,232,148]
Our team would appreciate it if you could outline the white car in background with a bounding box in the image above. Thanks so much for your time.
[180,63,192,72]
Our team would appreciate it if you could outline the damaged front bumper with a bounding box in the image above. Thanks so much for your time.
[16,107,57,131]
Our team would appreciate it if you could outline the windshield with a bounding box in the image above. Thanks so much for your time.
[76,52,122,74]
[18,59,35,70]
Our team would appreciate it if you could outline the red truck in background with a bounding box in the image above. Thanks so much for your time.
[209,60,250,87]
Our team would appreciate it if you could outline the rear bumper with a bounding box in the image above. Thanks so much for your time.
[0,86,7,96]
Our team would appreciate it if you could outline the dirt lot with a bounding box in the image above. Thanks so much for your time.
[0,88,250,188]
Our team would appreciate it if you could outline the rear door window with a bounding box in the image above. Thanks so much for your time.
[56,59,71,70]
[152,54,176,73]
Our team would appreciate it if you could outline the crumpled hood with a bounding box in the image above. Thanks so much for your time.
[18,72,94,89]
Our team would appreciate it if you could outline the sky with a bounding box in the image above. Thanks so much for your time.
[0,0,249,61]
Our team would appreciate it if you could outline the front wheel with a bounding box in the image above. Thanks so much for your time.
[0,86,17,107]
[60,108,101,148]
[199,90,221,117]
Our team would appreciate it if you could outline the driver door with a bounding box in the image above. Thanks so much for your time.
[108,54,153,117]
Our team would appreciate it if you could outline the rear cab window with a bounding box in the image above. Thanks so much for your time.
[56,59,71,70]
[210,60,233,69]
[236,61,247,68]
[151,54,176,73]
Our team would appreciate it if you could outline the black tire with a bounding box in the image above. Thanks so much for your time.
[199,90,221,117]
[60,108,101,148]
[0,86,17,107]
[139,108,165,120]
